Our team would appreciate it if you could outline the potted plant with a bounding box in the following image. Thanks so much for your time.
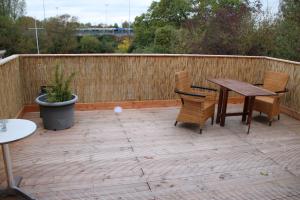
[35,65,77,130]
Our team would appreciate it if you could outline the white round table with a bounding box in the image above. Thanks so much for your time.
[0,119,37,200]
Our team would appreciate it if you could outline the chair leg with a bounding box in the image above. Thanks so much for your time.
[174,121,178,126]
[260,112,262,116]
[211,116,214,125]
[269,120,272,126]
[278,115,280,120]
[199,128,202,134]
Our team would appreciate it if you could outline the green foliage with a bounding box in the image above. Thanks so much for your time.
[0,0,26,20]
[0,0,300,61]
[273,0,300,61]
[0,16,20,55]
[132,0,192,53]
[132,0,290,59]
[0,0,28,56]
[43,15,79,54]
[15,16,38,53]
[133,14,156,50]
[117,38,131,53]
[132,0,258,54]
[113,23,119,28]
[79,35,100,53]
[97,35,118,53]
[149,0,192,27]
[240,18,277,56]
[154,25,178,53]
[200,1,253,54]
[122,21,129,28]
[46,65,76,103]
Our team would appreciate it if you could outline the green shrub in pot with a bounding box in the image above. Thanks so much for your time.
[36,65,78,130]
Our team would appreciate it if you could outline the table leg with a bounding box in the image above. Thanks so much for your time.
[220,88,229,127]
[242,96,249,122]
[246,96,256,134]
[0,144,36,200]
[3,144,15,188]
[216,87,224,124]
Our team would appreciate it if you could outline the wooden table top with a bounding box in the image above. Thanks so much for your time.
[208,78,276,96]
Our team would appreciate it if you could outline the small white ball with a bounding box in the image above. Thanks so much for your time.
[114,106,123,113]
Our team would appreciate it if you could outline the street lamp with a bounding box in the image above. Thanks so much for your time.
[105,3,109,27]
[43,0,46,21]
[128,0,131,36]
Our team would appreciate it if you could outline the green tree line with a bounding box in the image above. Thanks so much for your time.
[0,0,299,61]
[131,0,300,61]
[0,1,130,55]
[0,13,129,55]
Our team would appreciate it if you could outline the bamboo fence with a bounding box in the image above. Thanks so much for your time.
[19,54,265,103]
[0,56,23,118]
[264,57,300,113]
[0,54,299,118]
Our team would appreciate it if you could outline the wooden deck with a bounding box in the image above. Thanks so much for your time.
[1,105,300,200]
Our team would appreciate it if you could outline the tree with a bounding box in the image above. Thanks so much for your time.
[42,15,79,53]
[239,17,277,56]
[15,16,38,53]
[148,0,192,27]
[132,14,156,50]
[98,35,117,53]
[79,36,100,53]
[184,0,275,55]
[274,0,300,61]
[0,0,26,20]
[153,25,179,53]
[0,15,41,56]
[117,38,131,53]
[201,3,247,54]
[0,16,20,55]
[122,21,129,28]
[113,23,119,28]
[132,0,193,53]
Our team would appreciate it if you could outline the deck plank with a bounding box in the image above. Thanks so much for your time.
[0,106,300,199]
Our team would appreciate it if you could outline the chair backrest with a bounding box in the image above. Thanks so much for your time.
[263,71,289,92]
[175,71,192,92]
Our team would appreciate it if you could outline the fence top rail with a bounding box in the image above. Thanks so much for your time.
[18,54,263,59]
[2,54,299,66]
[264,56,300,65]
[0,55,19,66]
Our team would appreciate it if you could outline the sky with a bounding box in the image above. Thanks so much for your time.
[25,0,279,26]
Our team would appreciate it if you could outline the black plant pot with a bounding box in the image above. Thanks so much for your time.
[35,94,78,131]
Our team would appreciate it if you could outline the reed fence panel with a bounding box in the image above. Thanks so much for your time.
[19,55,265,104]
[264,57,300,112]
[0,54,297,114]
[0,56,23,118]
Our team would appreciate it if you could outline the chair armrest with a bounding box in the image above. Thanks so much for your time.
[174,89,206,97]
[191,85,217,92]
[275,88,289,94]
[253,83,263,86]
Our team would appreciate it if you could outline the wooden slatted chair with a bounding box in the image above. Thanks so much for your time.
[174,71,217,134]
[254,71,289,126]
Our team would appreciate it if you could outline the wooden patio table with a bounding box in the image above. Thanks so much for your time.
[208,78,276,133]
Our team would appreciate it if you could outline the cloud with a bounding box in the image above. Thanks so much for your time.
[26,0,153,25]
[25,0,279,25]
